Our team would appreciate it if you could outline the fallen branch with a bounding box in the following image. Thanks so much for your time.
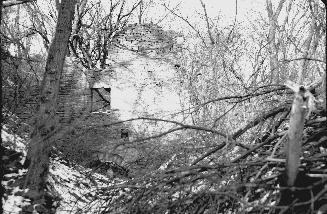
[232,104,289,139]
[191,105,289,166]
[232,134,280,163]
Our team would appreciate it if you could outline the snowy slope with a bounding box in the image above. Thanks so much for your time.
[2,129,127,214]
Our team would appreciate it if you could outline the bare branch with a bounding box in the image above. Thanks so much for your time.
[104,117,229,138]
[132,127,184,143]
[232,104,289,139]
[3,0,35,7]
[199,0,214,44]
[191,105,289,166]
[191,142,226,165]
[120,0,142,20]
[163,3,207,47]
[283,57,326,63]
[275,0,286,17]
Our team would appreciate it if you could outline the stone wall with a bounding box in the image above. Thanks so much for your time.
[14,57,91,125]
[57,58,90,124]
[116,23,181,54]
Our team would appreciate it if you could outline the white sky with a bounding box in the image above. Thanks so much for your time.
[141,0,266,32]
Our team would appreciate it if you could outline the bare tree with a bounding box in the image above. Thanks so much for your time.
[266,0,286,84]
[69,0,142,69]
[24,2,53,51]
[22,0,76,211]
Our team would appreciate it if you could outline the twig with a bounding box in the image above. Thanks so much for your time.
[232,105,289,139]
[162,3,207,47]
[191,142,227,165]
[266,157,285,163]
[104,117,229,138]
[269,133,287,158]
[190,106,288,166]
[283,57,326,63]
[232,134,280,163]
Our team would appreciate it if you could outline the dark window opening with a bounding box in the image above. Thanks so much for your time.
[121,129,129,139]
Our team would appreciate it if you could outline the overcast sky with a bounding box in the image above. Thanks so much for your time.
[139,0,266,32]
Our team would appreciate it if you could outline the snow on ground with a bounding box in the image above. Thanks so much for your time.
[2,126,26,154]
[2,127,30,214]
[2,174,30,214]
[2,128,127,214]
[49,157,125,214]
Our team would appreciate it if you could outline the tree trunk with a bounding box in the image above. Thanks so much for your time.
[23,0,76,201]
[0,2,4,214]
[286,86,306,186]
[266,0,286,84]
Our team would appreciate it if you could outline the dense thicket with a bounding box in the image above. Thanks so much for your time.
[1,0,326,213]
